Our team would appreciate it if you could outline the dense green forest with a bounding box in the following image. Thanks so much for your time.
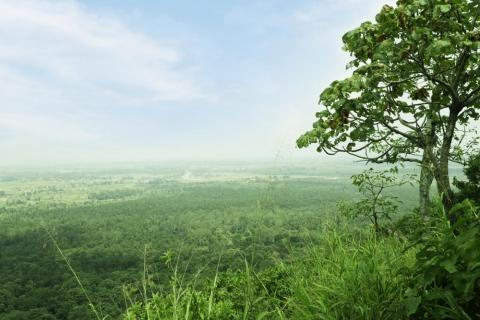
[2,164,420,319]
[1,161,476,319]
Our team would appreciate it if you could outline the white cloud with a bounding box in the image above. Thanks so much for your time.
[0,0,210,165]
[0,0,399,166]
[0,0,201,105]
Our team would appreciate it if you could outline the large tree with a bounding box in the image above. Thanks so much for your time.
[298,0,480,216]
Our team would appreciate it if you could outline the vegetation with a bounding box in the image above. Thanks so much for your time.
[404,200,480,318]
[1,159,478,319]
[2,1,480,320]
[453,153,480,204]
[4,165,419,319]
[297,0,480,216]
[120,159,480,320]
[339,167,413,233]
[125,225,414,320]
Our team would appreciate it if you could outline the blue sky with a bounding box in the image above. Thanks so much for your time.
[0,0,392,165]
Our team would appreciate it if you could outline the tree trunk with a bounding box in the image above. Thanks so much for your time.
[419,155,434,217]
[419,118,436,217]
[435,155,455,217]
[434,112,458,221]
[372,210,379,234]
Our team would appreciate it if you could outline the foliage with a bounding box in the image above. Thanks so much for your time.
[288,226,414,320]
[124,261,292,320]
[297,0,480,213]
[0,166,420,319]
[123,224,415,320]
[293,1,480,316]
[3,172,383,319]
[338,167,413,233]
[454,153,480,204]
[2,164,478,320]
[404,201,480,319]
[297,0,480,161]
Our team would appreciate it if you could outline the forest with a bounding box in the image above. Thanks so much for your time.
[2,0,480,319]
[0,159,477,319]
[1,164,416,319]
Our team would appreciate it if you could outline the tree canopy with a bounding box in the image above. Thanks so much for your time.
[298,0,480,214]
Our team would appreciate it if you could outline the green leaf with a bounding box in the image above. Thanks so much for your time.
[404,296,421,316]
[427,39,452,56]
[437,4,451,13]
[439,257,458,273]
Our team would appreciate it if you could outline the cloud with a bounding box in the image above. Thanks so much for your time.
[0,0,211,165]
[0,0,202,106]
[0,0,398,166]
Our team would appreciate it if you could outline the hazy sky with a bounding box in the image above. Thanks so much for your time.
[0,0,393,165]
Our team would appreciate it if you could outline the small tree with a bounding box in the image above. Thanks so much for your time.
[339,167,413,233]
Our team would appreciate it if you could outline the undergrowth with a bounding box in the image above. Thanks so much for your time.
[123,223,415,320]
[122,201,480,319]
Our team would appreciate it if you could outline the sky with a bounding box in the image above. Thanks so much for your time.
[0,0,394,166]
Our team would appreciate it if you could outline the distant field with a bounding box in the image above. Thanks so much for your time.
[0,162,424,211]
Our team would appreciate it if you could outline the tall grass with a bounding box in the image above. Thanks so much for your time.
[289,226,414,319]
[45,216,414,319]
[122,223,414,319]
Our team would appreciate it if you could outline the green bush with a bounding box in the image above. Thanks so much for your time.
[404,201,480,319]
[454,153,480,205]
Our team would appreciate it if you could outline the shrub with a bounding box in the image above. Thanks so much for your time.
[404,201,480,319]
